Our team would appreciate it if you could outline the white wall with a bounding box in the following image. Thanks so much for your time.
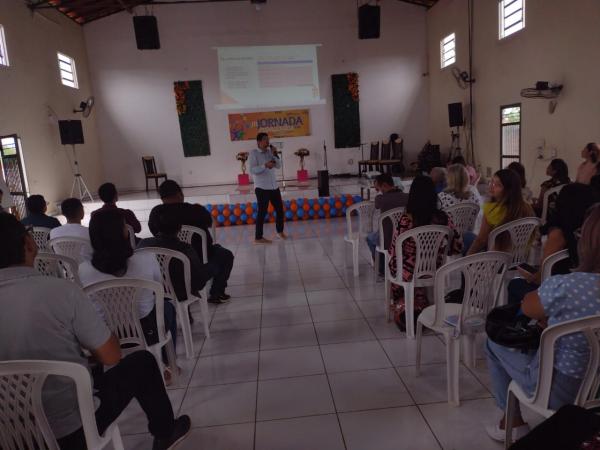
[427,0,600,191]
[0,0,103,210]
[84,0,429,190]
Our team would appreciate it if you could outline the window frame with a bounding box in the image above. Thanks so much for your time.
[57,52,79,89]
[499,0,525,40]
[0,25,9,67]
[440,32,456,69]
[500,103,522,169]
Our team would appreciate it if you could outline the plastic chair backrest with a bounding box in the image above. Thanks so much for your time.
[541,184,565,225]
[125,224,136,249]
[84,278,166,350]
[431,251,511,333]
[142,156,158,176]
[443,201,480,236]
[34,252,81,285]
[177,225,208,262]
[540,249,570,282]
[369,142,380,160]
[534,316,600,410]
[345,201,375,239]
[135,247,192,302]
[394,225,451,282]
[48,236,90,264]
[377,206,405,250]
[0,360,112,450]
[380,140,391,160]
[392,138,403,160]
[487,217,541,265]
[31,227,51,250]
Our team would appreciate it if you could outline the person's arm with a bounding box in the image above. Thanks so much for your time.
[90,335,121,366]
[125,209,142,233]
[466,215,492,255]
[517,228,566,285]
[249,150,267,175]
[191,204,212,229]
[521,290,546,320]
[148,207,159,236]
[374,193,383,210]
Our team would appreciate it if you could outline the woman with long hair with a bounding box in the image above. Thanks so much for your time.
[79,210,178,381]
[534,158,571,217]
[465,169,534,255]
[576,142,600,185]
[485,205,600,442]
[507,161,533,204]
[387,176,462,330]
[438,163,481,209]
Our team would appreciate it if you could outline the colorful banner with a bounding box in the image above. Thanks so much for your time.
[174,80,211,157]
[228,109,310,141]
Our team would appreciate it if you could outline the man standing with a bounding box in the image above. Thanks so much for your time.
[249,132,286,243]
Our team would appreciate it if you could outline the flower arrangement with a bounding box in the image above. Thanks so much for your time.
[346,72,359,102]
[236,152,249,174]
[174,81,190,115]
[294,148,310,170]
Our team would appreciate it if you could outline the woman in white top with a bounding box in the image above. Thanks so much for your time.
[438,163,481,209]
[79,209,177,366]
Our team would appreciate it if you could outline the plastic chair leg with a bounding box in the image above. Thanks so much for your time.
[405,287,415,339]
[111,425,125,450]
[177,303,194,359]
[415,321,423,376]
[446,337,460,406]
[200,290,211,339]
[504,389,518,449]
[462,334,477,368]
[352,240,359,277]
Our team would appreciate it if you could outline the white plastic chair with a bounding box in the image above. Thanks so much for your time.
[177,225,209,263]
[505,315,600,447]
[344,201,376,277]
[84,278,176,381]
[443,202,480,236]
[0,360,124,450]
[31,226,51,251]
[374,207,405,303]
[34,252,81,286]
[540,184,565,226]
[49,236,91,264]
[416,252,511,405]
[540,249,570,282]
[385,224,451,339]
[136,247,210,359]
[126,224,136,249]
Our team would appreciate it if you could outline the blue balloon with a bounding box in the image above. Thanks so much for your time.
[252,212,257,219]
[297,209,304,217]
[285,210,294,219]
[217,204,224,212]
[206,204,212,210]
[342,207,347,215]
[308,209,315,217]
[330,208,337,216]
[353,195,362,203]
[318,209,325,218]
[217,214,225,223]
[318,197,326,205]
[329,197,335,205]
[252,202,257,209]
[230,215,238,223]
[284,200,291,207]
[241,213,248,221]
[308,199,314,206]
[297,198,304,205]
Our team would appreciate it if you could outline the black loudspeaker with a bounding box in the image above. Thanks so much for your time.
[133,16,160,50]
[317,170,330,197]
[448,102,464,127]
[358,4,380,39]
[58,120,84,145]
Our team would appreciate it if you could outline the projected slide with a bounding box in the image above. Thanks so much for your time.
[217,45,325,110]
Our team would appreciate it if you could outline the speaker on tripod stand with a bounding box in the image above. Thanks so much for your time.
[447,103,464,162]
[58,120,93,202]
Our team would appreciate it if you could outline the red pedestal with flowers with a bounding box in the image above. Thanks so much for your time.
[238,174,250,185]
[297,170,308,182]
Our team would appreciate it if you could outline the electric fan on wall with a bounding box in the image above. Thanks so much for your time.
[451,67,475,90]
[73,96,95,118]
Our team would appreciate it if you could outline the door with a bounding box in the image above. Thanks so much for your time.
[0,135,28,219]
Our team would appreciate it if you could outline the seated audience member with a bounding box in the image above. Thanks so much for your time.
[0,213,190,450]
[21,194,60,228]
[50,197,93,261]
[149,180,234,303]
[387,176,462,330]
[365,173,409,276]
[507,161,534,204]
[438,163,481,209]
[79,210,179,381]
[0,185,5,214]
[485,205,600,443]
[451,155,479,185]
[139,204,217,303]
[507,183,599,305]
[576,142,600,185]
[465,169,534,255]
[430,166,447,194]
[93,182,141,234]
[533,158,570,217]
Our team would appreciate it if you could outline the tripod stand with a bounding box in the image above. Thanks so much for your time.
[69,145,93,202]
[448,126,463,163]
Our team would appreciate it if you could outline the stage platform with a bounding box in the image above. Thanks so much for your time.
[80,177,369,237]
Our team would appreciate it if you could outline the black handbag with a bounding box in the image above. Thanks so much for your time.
[485,303,543,351]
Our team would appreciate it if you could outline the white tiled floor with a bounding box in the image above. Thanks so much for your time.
[114,217,520,450]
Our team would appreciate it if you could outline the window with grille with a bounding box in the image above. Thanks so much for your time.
[440,33,456,68]
[499,0,525,39]
[57,52,78,88]
[0,135,29,219]
[500,105,521,168]
[0,25,9,67]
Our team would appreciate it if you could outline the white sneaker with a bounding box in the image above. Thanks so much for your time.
[275,232,288,240]
[485,423,530,443]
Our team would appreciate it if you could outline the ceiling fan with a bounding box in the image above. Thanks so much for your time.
[73,96,95,118]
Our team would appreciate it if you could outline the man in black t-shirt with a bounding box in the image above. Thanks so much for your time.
[148,181,234,303]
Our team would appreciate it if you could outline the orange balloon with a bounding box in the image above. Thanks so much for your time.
[290,203,298,212]
[346,198,354,206]
[222,208,231,217]
[245,207,253,215]
[267,204,275,213]
[234,207,242,216]
[211,209,218,217]
[269,216,275,223]
[302,204,310,211]
[236,219,243,225]
[247,218,255,224]
[293,215,299,221]
[323,203,330,211]
[335,201,342,209]
[313,203,320,211]
[224,219,231,226]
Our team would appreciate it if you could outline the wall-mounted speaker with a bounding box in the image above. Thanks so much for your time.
[358,4,380,39]
[58,120,84,145]
[448,102,464,127]
[133,16,160,50]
